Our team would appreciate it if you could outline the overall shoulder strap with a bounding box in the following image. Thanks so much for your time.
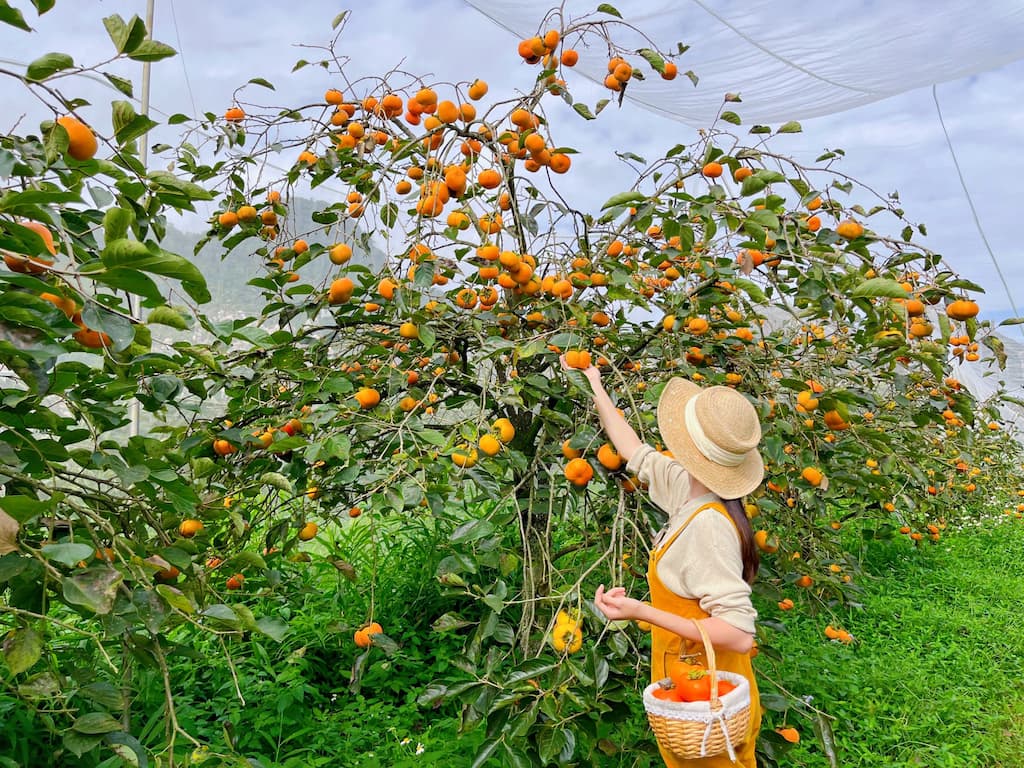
[656,501,727,554]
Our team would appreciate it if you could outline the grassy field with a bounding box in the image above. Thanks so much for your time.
[5,513,1024,767]
[758,514,1024,767]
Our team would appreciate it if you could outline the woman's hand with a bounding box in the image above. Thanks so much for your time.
[594,584,646,622]
[560,353,601,385]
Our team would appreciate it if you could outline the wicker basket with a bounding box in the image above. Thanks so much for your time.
[642,620,751,762]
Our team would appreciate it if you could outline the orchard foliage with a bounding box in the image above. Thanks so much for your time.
[0,2,1021,766]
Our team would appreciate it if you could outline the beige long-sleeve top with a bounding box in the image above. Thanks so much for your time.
[627,444,757,634]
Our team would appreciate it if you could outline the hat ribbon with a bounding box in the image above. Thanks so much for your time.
[684,395,747,467]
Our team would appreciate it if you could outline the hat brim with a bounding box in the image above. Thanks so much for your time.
[657,378,764,499]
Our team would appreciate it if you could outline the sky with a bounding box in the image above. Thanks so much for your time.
[2,0,1024,331]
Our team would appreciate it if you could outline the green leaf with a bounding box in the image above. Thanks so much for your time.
[105,732,147,768]
[3,627,42,674]
[63,569,124,615]
[103,13,147,53]
[259,472,292,491]
[80,305,135,352]
[155,584,194,614]
[740,175,766,196]
[72,712,122,735]
[0,2,31,31]
[41,542,94,567]
[984,335,1006,368]
[505,659,559,685]
[146,306,189,330]
[248,77,275,90]
[537,727,568,765]
[600,191,646,210]
[732,277,767,304]
[720,111,742,125]
[0,188,78,209]
[102,14,128,52]
[231,604,258,631]
[331,11,349,29]
[470,739,502,768]
[748,210,780,230]
[851,278,909,299]
[89,268,163,303]
[940,277,986,293]
[100,237,149,263]
[101,239,208,300]
[255,616,289,642]
[18,670,62,699]
[201,604,241,629]
[0,495,49,523]
[812,711,839,766]
[0,148,16,177]
[431,612,472,632]
[111,101,157,145]
[749,125,772,135]
[64,731,103,758]
[126,39,176,62]
[380,202,398,228]
[637,48,665,73]
[998,317,1024,327]
[228,550,267,571]
[503,742,533,768]
[596,3,622,18]
[418,322,436,349]
[79,682,123,710]
[417,683,454,706]
[759,692,789,712]
[776,121,803,134]
[450,518,496,544]
[572,103,596,120]
[755,169,786,184]
[103,207,134,242]
[146,170,213,205]
[25,52,74,82]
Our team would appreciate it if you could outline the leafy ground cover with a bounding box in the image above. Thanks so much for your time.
[6,508,1024,767]
[757,513,1024,767]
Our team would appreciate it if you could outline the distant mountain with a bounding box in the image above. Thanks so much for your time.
[955,332,1024,434]
[160,195,386,316]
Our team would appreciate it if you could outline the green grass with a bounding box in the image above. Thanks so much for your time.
[757,516,1024,767]
[7,514,1024,766]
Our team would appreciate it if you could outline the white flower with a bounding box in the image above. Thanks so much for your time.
[416,743,425,755]
[401,738,411,746]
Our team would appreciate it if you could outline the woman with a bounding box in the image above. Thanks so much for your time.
[569,358,763,766]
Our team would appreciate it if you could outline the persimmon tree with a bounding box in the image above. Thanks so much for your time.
[0,3,1021,766]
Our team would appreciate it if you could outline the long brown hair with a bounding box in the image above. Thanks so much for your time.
[723,497,759,584]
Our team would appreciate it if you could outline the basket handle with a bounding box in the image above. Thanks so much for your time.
[692,619,723,711]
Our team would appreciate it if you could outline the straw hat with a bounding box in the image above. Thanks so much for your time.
[657,378,764,499]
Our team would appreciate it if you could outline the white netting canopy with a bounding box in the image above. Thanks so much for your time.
[467,0,1024,125]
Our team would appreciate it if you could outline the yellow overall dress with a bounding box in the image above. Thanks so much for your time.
[647,502,762,767]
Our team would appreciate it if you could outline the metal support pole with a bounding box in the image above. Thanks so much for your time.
[128,0,155,438]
